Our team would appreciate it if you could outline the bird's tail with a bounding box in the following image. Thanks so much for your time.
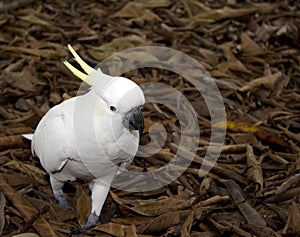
[22,134,33,140]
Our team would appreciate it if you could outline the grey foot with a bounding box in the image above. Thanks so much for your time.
[54,191,75,212]
[70,211,99,235]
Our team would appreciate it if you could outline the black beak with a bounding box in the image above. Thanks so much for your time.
[123,107,144,134]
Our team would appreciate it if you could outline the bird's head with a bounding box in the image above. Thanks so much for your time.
[64,45,145,134]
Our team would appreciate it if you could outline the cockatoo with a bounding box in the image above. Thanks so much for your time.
[27,45,145,233]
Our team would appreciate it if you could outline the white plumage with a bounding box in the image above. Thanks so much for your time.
[29,45,145,233]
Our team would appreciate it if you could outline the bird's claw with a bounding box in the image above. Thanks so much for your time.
[54,192,75,212]
[69,211,99,235]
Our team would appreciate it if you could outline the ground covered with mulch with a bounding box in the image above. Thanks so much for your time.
[0,0,300,236]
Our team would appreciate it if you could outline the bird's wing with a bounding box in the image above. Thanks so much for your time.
[32,103,74,173]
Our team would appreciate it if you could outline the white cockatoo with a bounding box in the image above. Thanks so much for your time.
[28,45,145,233]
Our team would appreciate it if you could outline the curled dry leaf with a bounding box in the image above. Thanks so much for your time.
[181,210,195,236]
[224,179,266,227]
[274,174,300,196]
[245,145,263,196]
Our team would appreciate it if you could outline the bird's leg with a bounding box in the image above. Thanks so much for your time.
[70,180,111,235]
[50,174,74,212]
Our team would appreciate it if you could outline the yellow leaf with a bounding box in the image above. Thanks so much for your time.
[215,121,258,133]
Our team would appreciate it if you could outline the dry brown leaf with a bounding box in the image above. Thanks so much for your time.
[180,0,210,17]
[197,48,219,66]
[181,211,195,236]
[23,163,47,176]
[199,176,213,197]
[0,19,7,26]
[244,224,281,237]
[93,222,137,237]
[218,220,252,237]
[1,173,37,188]
[196,195,231,207]
[0,71,35,92]
[112,216,155,226]
[250,2,284,14]
[140,210,191,234]
[221,43,252,74]
[255,129,289,148]
[112,0,171,18]
[0,176,58,236]
[3,160,47,185]
[284,201,300,233]
[2,25,29,36]
[224,180,266,226]
[76,185,91,226]
[245,145,263,196]
[241,33,265,55]
[274,174,300,196]
[49,92,62,104]
[270,74,291,99]
[111,2,148,18]
[111,192,195,216]
[193,232,219,237]
[192,7,257,23]
[12,234,40,237]
[19,15,56,30]
[1,46,66,59]
[0,135,28,150]
[87,35,147,61]
[265,187,300,203]
[239,71,283,92]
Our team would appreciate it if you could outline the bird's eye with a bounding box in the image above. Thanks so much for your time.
[110,106,117,112]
